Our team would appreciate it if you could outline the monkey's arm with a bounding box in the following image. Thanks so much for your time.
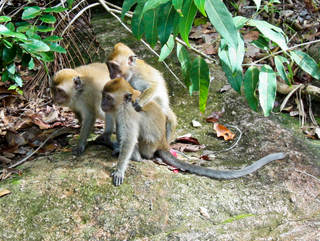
[133,81,158,111]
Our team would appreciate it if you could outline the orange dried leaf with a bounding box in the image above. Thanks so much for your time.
[213,123,235,141]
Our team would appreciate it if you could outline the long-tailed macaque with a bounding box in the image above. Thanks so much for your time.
[51,63,115,156]
[106,43,177,143]
[101,78,286,186]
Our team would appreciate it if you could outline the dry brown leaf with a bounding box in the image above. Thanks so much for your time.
[0,189,11,197]
[213,123,235,141]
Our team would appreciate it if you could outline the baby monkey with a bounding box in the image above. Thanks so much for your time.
[101,78,286,186]
[107,43,177,143]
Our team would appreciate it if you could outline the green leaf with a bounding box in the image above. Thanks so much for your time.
[0,25,27,40]
[48,43,67,53]
[157,2,176,46]
[252,0,261,11]
[16,25,31,33]
[21,54,31,67]
[2,45,16,63]
[172,0,183,14]
[258,65,277,116]
[179,0,198,48]
[0,16,11,22]
[194,18,207,26]
[290,50,320,80]
[274,55,291,86]
[28,58,35,69]
[132,0,147,40]
[121,0,138,19]
[67,0,75,8]
[20,39,50,52]
[2,39,13,48]
[233,16,247,29]
[40,14,56,24]
[7,62,15,75]
[2,70,10,81]
[13,73,22,87]
[38,51,55,62]
[22,6,42,20]
[244,66,259,112]
[194,0,206,17]
[189,56,210,113]
[248,20,288,50]
[205,0,238,49]
[218,45,242,93]
[142,0,170,15]
[37,25,55,32]
[159,35,174,61]
[177,43,191,88]
[44,6,68,13]
[143,9,158,48]
[227,32,244,73]
[250,35,269,51]
[6,22,14,31]
[43,35,63,42]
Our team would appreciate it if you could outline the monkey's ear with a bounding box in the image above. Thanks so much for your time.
[107,62,121,79]
[73,76,82,90]
[124,92,133,103]
[128,54,137,66]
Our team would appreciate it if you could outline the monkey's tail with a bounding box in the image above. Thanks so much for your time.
[156,150,286,179]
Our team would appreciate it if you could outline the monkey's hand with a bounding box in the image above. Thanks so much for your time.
[132,99,142,112]
[72,144,85,156]
[94,135,119,150]
[111,169,125,186]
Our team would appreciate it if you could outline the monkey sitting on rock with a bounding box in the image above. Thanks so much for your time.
[101,77,286,186]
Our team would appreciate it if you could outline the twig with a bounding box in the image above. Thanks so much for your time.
[0,128,64,175]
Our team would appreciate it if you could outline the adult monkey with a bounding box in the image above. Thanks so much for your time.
[51,63,115,156]
[101,78,286,186]
[106,42,177,143]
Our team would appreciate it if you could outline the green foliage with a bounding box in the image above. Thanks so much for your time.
[0,5,67,93]
[121,0,320,115]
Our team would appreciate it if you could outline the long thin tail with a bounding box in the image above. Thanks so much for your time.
[156,151,286,179]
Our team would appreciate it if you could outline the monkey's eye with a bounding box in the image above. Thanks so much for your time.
[106,95,112,100]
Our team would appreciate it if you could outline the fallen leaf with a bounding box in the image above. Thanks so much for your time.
[0,156,11,164]
[213,123,235,141]
[170,143,206,152]
[0,189,11,198]
[192,120,202,128]
[199,207,210,218]
[206,108,225,123]
[176,136,201,145]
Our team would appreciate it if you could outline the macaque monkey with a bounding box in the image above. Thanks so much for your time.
[101,78,286,186]
[106,43,177,143]
[50,63,115,156]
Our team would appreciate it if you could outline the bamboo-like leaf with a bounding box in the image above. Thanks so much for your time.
[194,0,206,17]
[159,35,174,61]
[233,16,247,29]
[258,65,277,116]
[205,0,238,49]
[22,6,42,20]
[250,35,269,51]
[172,0,183,14]
[177,43,191,88]
[244,66,259,112]
[157,2,176,46]
[143,9,158,48]
[274,55,291,86]
[121,0,138,19]
[252,0,261,11]
[132,1,146,40]
[141,0,170,15]
[189,56,210,113]
[179,0,197,48]
[248,20,288,50]
[290,50,320,80]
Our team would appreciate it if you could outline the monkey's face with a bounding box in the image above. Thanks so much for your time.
[51,86,69,105]
[101,92,115,112]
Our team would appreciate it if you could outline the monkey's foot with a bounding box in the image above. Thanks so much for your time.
[93,135,119,150]
[111,170,125,186]
[132,100,142,111]
[72,145,85,156]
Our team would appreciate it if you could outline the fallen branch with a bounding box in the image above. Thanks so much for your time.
[277,81,320,99]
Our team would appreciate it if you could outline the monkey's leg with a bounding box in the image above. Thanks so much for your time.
[94,113,119,150]
[73,113,95,156]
